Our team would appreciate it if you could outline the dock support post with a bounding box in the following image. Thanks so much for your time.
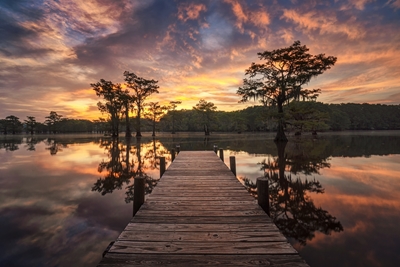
[219,148,224,161]
[230,156,236,176]
[171,149,175,162]
[160,156,166,178]
[133,177,145,216]
[257,177,270,216]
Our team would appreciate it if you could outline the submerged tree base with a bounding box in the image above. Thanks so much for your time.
[274,122,288,142]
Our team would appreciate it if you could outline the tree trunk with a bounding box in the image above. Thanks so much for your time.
[204,124,210,135]
[136,104,142,137]
[275,141,289,201]
[125,106,131,138]
[274,101,288,142]
[172,113,175,134]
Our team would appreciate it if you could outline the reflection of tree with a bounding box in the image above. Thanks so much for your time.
[92,137,168,203]
[0,139,21,151]
[242,140,343,245]
[45,138,68,155]
[24,137,42,151]
[92,138,128,195]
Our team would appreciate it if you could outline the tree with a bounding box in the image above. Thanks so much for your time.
[45,111,63,134]
[168,101,182,134]
[123,71,159,137]
[0,119,7,134]
[91,79,124,137]
[193,99,217,135]
[6,115,22,134]
[24,116,37,135]
[237,41,337,142]
[119,90,134,138]
[145,102,167,137]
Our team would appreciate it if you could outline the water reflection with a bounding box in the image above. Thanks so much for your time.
[0,138,21,151]
[1,132,400,267]
[45,138,68,155]
[242,139,343,245]
[92,137,169,204]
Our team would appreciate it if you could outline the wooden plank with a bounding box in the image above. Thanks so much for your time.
[134,209,268,216]
[124,223,279,232]
[99,254,310,267]
[144,200,256,206]
[108,240,298,255]
[130,216,273,224]
[146,196,255,201]
[139,203,261,211]
[118,230,287,242]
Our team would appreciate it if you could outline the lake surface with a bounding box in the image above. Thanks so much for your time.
[1,131,400,267]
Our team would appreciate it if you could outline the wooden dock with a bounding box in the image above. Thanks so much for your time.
[98,151,309,266]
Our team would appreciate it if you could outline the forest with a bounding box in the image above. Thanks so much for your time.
[1,102,399,135]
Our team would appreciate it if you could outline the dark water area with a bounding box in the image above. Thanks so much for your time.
[1,131,400,266]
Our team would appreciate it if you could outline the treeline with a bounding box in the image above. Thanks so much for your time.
[1,103,399,135]
[0,111,104,134]
[158,102,400,133]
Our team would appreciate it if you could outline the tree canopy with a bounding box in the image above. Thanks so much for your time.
[91,79,124,137]
[193,99,217,135]
[237,41,337,142]
[123,71,159,137]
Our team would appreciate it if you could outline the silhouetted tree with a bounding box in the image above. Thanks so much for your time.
[123,71,159,137]
[45,111,63,134]
[237,41,337,142]
[92,79,124,137]
[145,102,167,137]
[193,99,217,135]
[24,116,37,135]
[6,115,22,134]
[168,101,182,134]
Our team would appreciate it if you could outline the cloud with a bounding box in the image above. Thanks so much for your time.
[0,0,400,121]
[224,0,270,32]
[177,2,207,22]
[386,0,400,9]
[282,9,365,40]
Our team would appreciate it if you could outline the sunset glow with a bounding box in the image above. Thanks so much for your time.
[1,0,399,121]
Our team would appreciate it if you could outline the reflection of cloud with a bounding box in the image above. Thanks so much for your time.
[0,140,133,266]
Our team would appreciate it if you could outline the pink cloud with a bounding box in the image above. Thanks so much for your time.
[177,3,207,22]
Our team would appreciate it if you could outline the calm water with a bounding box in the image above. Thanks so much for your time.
[1,131,400,267]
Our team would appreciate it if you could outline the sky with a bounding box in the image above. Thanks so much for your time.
[1,0,400,121]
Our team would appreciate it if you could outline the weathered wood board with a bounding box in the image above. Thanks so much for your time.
[98,151,309,267]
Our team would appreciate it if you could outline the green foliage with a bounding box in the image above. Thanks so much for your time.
[285,101,329,135]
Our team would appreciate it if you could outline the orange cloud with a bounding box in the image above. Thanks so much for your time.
[177,3,207,22]
[282,9,365,40]
[224,0,270,32]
